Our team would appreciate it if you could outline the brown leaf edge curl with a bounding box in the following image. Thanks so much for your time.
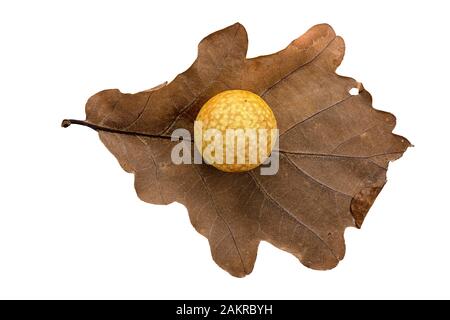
[62,23,411,277]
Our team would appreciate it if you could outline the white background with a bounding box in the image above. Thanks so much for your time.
[1,0,449,299]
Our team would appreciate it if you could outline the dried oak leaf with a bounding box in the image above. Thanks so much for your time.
[63,23,410,277]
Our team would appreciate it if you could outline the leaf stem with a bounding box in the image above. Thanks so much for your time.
[61,119,188,141]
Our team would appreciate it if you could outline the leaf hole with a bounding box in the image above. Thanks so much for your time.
[349,87,359,96]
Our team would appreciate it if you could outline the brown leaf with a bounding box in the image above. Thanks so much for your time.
[62,23,410,277]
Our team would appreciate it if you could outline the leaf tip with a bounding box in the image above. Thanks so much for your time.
[232,21,245,30]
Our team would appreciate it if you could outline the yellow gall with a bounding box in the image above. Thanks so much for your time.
[194,90,277,172]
